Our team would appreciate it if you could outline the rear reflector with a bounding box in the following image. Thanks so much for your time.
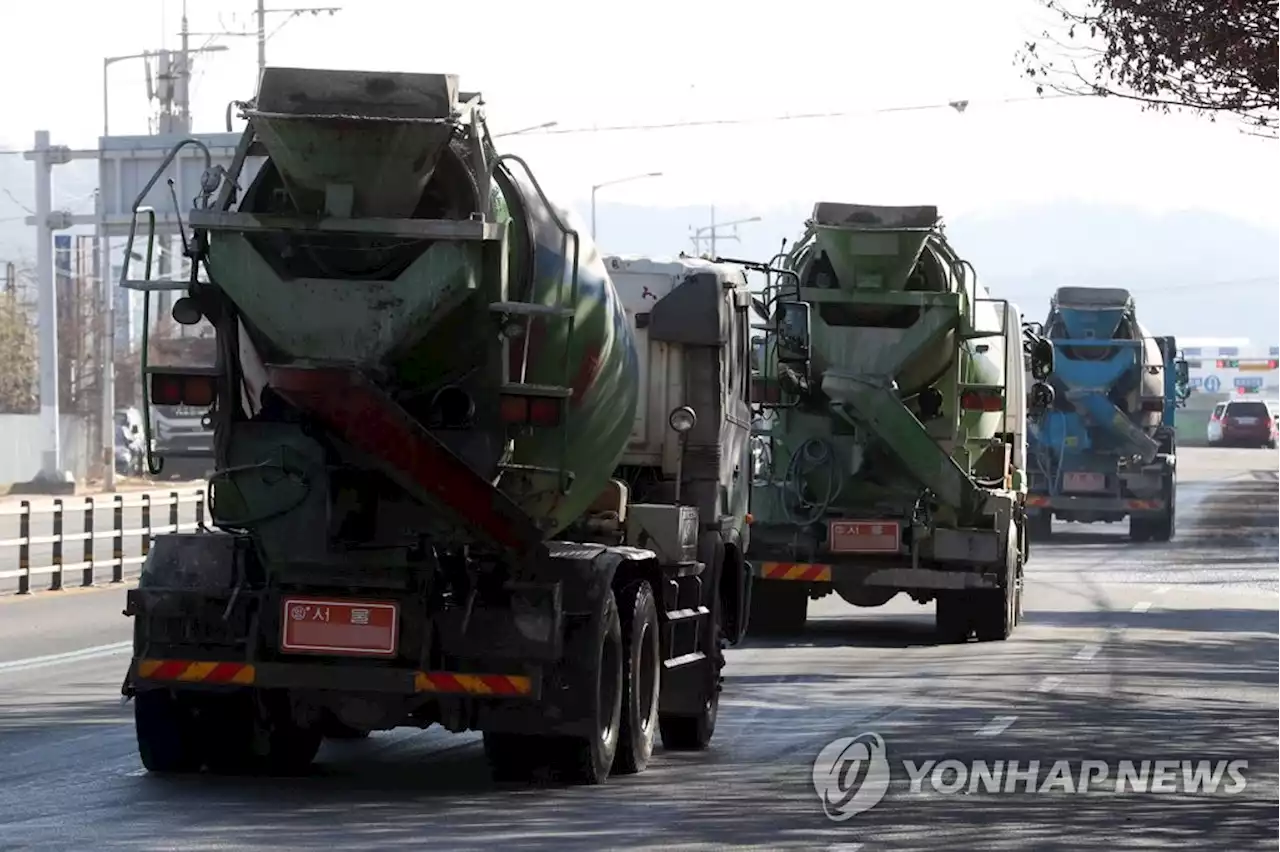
[499,394,562,427]
[960,390,1004,412]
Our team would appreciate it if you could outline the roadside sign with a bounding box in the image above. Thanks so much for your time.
[1234,376,1264,389]
[1203,374,1222,393]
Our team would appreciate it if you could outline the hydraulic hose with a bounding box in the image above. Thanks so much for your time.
[782,437,844,527]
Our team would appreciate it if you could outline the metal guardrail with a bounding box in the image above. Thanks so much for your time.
[0,488,206,595]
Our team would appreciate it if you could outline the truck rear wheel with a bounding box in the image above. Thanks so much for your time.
[935,592,972,644]
[207,693,322,776]
[1150,475,1175,543]
[1028,511,1052,541]
[482,732,548,783]
[1128,515,1152,542]
[614,581,660,774]
[134,689,203,773]
[747,580,808,636]
[975,529,1019,642]
[548,587,623,785]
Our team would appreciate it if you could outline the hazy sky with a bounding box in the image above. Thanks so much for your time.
[1,0,1277,227]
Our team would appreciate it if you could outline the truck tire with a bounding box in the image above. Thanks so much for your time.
[548,587,623,785]
[659,577,723,752]
[747,580,808,636]
[134,689,203,773]
[614,581,660,774]
[1128,515,1152,543]
[1151,475,1175,542]
[935,592,972,644]
[321,719,371,740]
[204,692,322,776]
[975,534,1018,642]
[482,732,548,782]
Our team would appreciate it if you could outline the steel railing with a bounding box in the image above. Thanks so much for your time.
[0,488,206,595]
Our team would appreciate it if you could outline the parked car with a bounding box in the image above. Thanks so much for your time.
[1206,402,1227,444]
[1208,399,1277,448]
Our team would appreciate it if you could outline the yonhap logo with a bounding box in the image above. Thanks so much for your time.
[811,732,892,821]
[810,731,1251,822]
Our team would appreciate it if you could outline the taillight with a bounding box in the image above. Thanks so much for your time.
[960,389,1004,412]
[149,371,215,407]
[500,394,562,427]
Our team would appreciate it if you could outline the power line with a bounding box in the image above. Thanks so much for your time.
[0,91,1089,154]
[529,93,1093,137]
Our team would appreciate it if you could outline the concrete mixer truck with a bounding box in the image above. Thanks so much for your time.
[115,67,754,785]
[739,203,1056,643]
[1024,287,1191,542]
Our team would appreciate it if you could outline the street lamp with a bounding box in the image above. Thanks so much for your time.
[493,120,559,138]
[590,171,663,241]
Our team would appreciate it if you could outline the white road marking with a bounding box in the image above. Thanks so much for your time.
[977,715,1017,737]
[825,845,864,852]
[1037,676,1063,693]
[0,641,132,674]
[1131,601,1153,613]
[1074,644,1101,662]
[1153,586,1172,595]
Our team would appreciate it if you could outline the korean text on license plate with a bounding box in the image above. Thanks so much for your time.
[1063,472,1106,493]
[828,521,901,554]
[281,598,399,657]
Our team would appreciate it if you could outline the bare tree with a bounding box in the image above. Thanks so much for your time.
[0,291,37,413]
[1017,0,1279,137]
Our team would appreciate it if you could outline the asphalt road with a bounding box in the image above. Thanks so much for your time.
[0,485,206,597]
[0,447,1274,850]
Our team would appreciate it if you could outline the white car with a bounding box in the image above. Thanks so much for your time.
[1206,402,1227,444]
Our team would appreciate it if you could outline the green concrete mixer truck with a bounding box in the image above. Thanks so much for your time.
[115,67,754,785]
[739,202,1055,643]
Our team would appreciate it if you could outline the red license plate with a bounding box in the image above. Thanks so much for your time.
[829,521,900,554]
[281,598,399,657]
[1063,472,1106,493]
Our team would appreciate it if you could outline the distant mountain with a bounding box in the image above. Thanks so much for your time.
[581,199,1279,345]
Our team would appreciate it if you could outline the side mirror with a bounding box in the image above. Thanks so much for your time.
[1175,360,1190,386]
[775,301,811,366]
[1030,339,1054,380]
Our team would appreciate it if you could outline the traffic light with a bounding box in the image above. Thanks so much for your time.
[1216,359,1240,368]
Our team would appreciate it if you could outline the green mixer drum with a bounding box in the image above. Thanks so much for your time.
[493,166,641,536]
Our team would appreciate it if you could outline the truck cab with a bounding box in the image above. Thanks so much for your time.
[603,254,756,645]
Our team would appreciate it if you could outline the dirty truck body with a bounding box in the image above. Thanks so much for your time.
[744,203,1055,643]
[1025,286,1188,542]
[118,67,752,784]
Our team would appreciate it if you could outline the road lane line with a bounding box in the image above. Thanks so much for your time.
[1153,586,1172,595]
[1131,601,1153,613]
[977,715,1017,737]
[0,641,132,674]
[1074,644,1101,662]
[1037,676,1063,693]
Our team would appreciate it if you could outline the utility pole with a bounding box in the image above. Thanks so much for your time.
[255,2,342,81]
[690,206,761,258]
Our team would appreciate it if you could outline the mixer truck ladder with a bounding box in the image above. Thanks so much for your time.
[488,155,582,496]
